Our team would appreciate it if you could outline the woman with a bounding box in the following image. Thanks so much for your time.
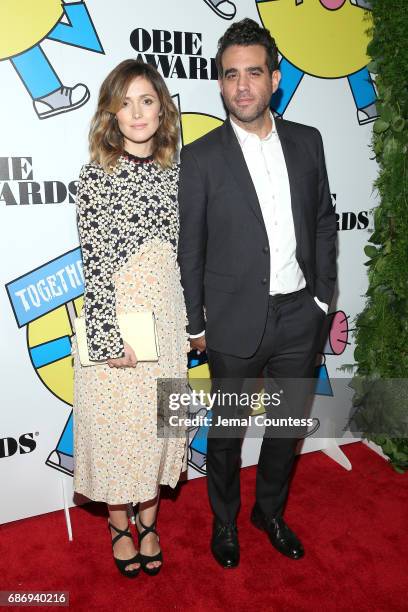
[73,60,188,578]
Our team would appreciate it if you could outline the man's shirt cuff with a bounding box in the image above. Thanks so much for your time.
[314,296,328,314]
[189,330,205,339]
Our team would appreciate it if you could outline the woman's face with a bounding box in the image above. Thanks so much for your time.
[115,77,161,151]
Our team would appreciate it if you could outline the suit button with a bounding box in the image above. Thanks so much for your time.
[263,246,269,253]
[261,278,267,285]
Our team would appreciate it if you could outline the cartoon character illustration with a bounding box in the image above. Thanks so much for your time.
[203,0,237,20]
[1,0,103,119]
[187,350,212,474]
[256,0,377,125]
[5,102,223,478]
[6,248,84,474]
[315,309,350,396]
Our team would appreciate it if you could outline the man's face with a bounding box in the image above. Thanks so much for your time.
[219,44,280,125]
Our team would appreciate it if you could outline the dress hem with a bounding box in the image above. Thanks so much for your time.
[73,472,187,506]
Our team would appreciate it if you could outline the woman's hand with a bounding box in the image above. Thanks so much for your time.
[107,341,137,368]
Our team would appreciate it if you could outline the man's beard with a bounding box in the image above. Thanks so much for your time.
[224,95,270,124]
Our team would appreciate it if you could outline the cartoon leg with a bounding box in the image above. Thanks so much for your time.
[271,58,304,117]
[348,67,378,125]
[314,354,334,397]
[202,0,236,20]
[11,45,61,100]
[48,1,103,53]
[11,45,89,119]
[46,411,74,476]
[188,413,211,474]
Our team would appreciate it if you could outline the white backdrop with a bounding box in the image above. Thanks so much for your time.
[0,0,377,524]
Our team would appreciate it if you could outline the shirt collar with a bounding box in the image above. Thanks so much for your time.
[230,112,276,146]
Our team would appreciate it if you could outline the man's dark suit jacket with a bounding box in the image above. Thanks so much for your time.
[177,117,337,359]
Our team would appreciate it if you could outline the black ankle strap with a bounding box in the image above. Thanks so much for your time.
[137,515,157,541]
[109,521,132,547]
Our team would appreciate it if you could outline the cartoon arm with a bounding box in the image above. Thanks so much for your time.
[48,0,103,53]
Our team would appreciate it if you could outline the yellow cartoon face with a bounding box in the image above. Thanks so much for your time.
[27,297,82,405]
[257,0,372,78]
[181,113,223,145]
[0,0,63,60]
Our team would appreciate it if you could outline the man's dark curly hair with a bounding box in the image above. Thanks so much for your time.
[216,18,279,77]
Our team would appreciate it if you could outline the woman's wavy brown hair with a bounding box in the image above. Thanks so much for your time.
[89,59,179,171]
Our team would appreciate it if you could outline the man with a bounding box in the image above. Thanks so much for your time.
[178,18,337,568]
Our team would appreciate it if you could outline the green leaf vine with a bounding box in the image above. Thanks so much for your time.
[350,0,408,473]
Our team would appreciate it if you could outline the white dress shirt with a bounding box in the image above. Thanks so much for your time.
[189,115,327,339]
[231,114,306,296]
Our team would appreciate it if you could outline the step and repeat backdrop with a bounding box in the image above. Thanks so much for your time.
[0,0,377,523]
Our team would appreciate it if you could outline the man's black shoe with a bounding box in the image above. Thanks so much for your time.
[251,504,304,559]
[211,519,240,568]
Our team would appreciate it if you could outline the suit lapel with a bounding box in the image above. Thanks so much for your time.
[274,119,302,250]
[220,119,266,228]
[219,117,303,249]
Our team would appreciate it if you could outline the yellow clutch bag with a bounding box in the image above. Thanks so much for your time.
[74,311,160,366]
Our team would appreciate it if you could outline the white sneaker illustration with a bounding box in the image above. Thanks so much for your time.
[33,83,90,119]
[46,449,74,475]
[188,447,207,474]
[357,102,378,125]
[203,0,236,20]
[350,0,372,8]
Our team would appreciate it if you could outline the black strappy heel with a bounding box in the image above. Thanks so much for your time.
[108,520,141,578]
[136,514,163,576]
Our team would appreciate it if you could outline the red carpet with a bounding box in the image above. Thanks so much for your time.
[1,443,407,611]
